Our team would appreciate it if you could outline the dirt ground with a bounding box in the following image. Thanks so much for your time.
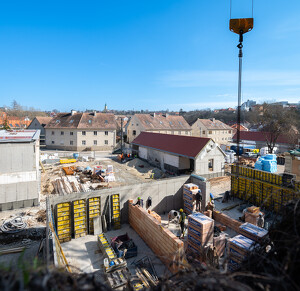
[209,176,231,199]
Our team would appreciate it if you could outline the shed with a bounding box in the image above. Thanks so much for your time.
[131,132,226,178]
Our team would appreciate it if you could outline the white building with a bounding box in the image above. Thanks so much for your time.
[131,132,226,178]
[0,130,40,211]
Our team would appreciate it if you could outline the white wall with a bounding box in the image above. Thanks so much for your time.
[139,147,148,160]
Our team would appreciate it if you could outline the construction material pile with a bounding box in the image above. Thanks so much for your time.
[183,183,198,215]
[51,165,115,195]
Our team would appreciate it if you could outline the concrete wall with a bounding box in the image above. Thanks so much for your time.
[190,174,211,212]
[0,141,40,211]
[49,176,190,223]
[45,128,116,151]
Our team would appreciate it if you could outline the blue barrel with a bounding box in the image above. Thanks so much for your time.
[73,153,79,159]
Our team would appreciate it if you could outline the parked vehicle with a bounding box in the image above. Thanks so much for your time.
[243,152,258,158]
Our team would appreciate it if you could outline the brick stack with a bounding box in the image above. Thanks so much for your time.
[128,200,184,273]
[183,183,198,214]
[213,233,226,257]
[187,213,214,259]
[245,206,261,225]
[239,223,268,243]
[227,234,255,271]
[213,210,243,233]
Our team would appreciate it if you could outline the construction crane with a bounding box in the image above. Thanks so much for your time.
[229,0,254,164]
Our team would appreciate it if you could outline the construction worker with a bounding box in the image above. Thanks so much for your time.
[178,209,186,239]
[195,189,202,212]
[257,213,264,228]
[134,197,143,207]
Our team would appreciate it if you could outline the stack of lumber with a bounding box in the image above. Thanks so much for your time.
[227,234,255,271]
[187,212,214,259]
[239,222,268,243]
[52,176,90,195]
[183,183,198,215]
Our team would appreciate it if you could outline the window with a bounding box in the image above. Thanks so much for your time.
[105,140,108,145]
[228,130,231,134]
[51,141,54,144]
[202,130,205,134]
[94,131,97,136]
[70,141,73,145]
[136,123,139,126]
[55,120,60,124]
[94,140,97,145]
[133,130,136,135]
[61,131,64,135]
[69,120,74,124]
[51,131,55,135]
[179,121,183,125]
[208,159,214,171]
[82,131,86,135]
[105,131,108,135]
[209,131,212,134]
[186,131,189,135]
[70,132,73,135]
[105,120,108,124]
[82,140,86,145]
[88,119,92,124]
[169,121,173,125]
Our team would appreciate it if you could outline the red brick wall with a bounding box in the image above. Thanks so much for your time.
[128,200,184,273]
[213,210,242,233]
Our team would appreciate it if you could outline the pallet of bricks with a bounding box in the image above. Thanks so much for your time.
[239,222,268,243]
[55,202,71,243]
[227,234,255,272]
[73,199,87,238]
[88,197,101,234]
[186,212,214,261]
[111,194,121,230]
[183,183,198,215]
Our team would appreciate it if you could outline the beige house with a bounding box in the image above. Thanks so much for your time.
[191,118,233,144]
[127,113,192,143]
[45,111,117,151]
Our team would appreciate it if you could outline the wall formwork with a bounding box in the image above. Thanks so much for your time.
[231,165,300,212]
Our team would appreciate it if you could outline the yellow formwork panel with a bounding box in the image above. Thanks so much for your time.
[88,197,101,234]
[73,199,87,238]
[56,202,71,242]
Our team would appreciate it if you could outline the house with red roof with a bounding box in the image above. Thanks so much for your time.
[131,132,226,177]
[232,131,299,153]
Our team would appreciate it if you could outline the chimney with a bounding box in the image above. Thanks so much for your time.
[151,113,156,117]
[93,110,97,116]
[211,118,215,122]
[71,110,77,116]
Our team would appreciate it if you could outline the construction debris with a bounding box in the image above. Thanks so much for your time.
[0,217,27,233]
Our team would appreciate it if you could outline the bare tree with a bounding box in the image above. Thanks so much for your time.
[259,104,299,153]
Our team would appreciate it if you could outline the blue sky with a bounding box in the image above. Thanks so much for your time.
[0,0,300,112]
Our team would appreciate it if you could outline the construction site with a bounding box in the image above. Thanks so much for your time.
[1,1,300,291]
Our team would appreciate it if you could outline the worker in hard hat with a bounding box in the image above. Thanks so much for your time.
[178,209,186,239]
[134,197,143,207]
[257,213,264,228]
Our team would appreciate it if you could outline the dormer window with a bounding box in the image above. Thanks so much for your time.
[56,120,60,123]
[105,120,108,124]
[70,120,74,123]
[88,120,92,124]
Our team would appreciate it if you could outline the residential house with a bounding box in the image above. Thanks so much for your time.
[28,116,52,146]
[126,113,191,143]
[191,118,233,144]
[131,132,226,178]
[232,131,300,153]
[45,110,117,151]
[0,130,40,211]
[0,112,31,129]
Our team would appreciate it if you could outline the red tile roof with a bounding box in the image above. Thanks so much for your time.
[231,124,249,131]
[232,131,293,144]
[131,132,210,158]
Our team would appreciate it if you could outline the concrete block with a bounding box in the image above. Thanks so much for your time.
[5,184,17,203]
[24,199,34,208]
[93,216,102,235]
